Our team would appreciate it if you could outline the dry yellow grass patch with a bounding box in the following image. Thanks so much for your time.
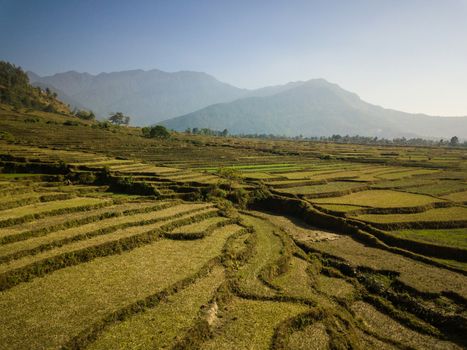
[352,301,461,349]
[0,225,240,349]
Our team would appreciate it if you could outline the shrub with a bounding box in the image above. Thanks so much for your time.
[205,184,228,200]
[249,183,271,204]
[95,121,111,129]
[228,187,250,209]
[77,172,97,184]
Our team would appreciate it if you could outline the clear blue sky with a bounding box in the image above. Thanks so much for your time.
[1,0,466,116]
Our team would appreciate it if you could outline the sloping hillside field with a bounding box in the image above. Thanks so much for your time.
[0,108,466,349]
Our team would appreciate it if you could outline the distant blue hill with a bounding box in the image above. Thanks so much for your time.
[161,79,467,139]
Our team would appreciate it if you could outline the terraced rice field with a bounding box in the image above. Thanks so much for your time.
[0,109,466,349]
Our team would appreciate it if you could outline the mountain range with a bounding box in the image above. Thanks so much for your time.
[28,69,467,139]
[28,69,247,125]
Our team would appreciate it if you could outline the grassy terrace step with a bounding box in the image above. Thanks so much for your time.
[314,203,367,214]
[442,190,467,203]
[88,266,225,350]
[233,215,284,297]
[0,173,48,180]
[235,166,305,173]
[41,184,109,194]
[173,176,221,185]
[0,205,218,279]
[0,191,74,210]
[266,179,328,188]
[392,228,467,249]
[318,274,355,300]
[0,200,158,242]
[162,171,204,179]
[0,197,112,228]
[371,178,436,189]
[271,256,317,300]
[268,170,336,180]
[171,173,218,180]
[312,189,445,208]
[351,301,462,350]
[241,172,285,180]
[201,297,309,350]
[0,187,60,204]
[69,159,134,167]
[319,202,457,217]
[0,225,240,350]
[277,181,368,191]
[109,163,154,171]
[167,216,230,240]
[376,169,440,180]
[0,186,55,198]
[0,202,198,261]
[352,207,467,230]
[114,166,180,174]
[285,322,330,349]
[0,182,48,195]
[402,181,467,196]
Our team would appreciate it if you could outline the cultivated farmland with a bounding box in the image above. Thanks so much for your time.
[0,106,466,349]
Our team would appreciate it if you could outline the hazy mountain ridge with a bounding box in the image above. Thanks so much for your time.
[28,69,467,138]
[161,79,467,139]
[28,69,249,125]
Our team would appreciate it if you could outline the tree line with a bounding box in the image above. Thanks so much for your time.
[235,133,465,147]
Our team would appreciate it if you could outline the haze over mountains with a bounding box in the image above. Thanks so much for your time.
[29,69,467,139]
[28,69,247,125]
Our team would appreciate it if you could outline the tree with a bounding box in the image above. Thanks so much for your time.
[109,112,130,125]
[141,127,151,137]
[149,125,170,138]
[0,61,54,111]
[142,125,171,138]
[221,128,228,137]
[450,136,459,147]
[75,110,95,120]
